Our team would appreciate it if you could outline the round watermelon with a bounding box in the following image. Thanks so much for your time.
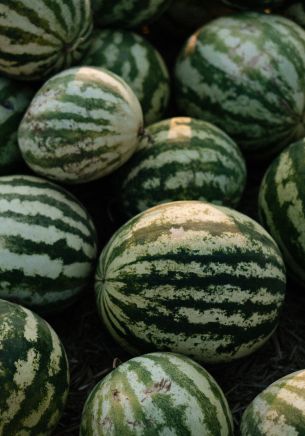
[258,139,305,287]
[92,0,172,28]
[116,117,247,218]
[0,299,69,435]
[241,369,305,435]
[18,66,144,184]
[175,12,305,158]
[0,175,97,312]
[80,352,234,436]
[83,29,170,125]
[0,0,93,81]
[95,200,286,364]
[0,77,34,174]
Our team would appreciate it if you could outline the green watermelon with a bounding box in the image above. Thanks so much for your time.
[0,299,69,435]
[222,0,284,9]
[0,0,93,81]
[83,29,170,125]
[0,77,34,173]
[258,139,305,287]
[116,117,247,218]
[175,12,305,158]
[283,2,305,29]
[92,0,172,28]
[18,66,144,184]
[0,175,97,312]
[95,200,286,364]
[80,352,234,436]
[241,370,305,435]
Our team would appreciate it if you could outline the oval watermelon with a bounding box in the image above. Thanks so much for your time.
[95,200,286,364]
[80,352,234,436]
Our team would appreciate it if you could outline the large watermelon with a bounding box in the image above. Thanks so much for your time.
[0,77,34,173]
[80,352,234,436]
[175,12,305,158]
[0,0,93,81]
[95,200,286,364]
[241,370,305,435]
[116,117,247,218]
[0,299,69,435]
[83,29,170,125]
[18,66,144,184]
[258,139,305,287]
[92,0,172,28]
[0,175,97,312]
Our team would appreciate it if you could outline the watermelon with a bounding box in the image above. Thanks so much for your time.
[241,369,305,435]
[82,29,170,125]
[222,0,284,9]
[0,175,97,312]
[258,139,305,287]
[0,299,69,435]
[0,77,34,173]
[80,352,234,436]
[116,117,247,219]
[18,66,144,184]
[95,200,286,364]
[283,2,305,29]
[175,12,305,158]
[92,0,172,28]
[0,0,93,81]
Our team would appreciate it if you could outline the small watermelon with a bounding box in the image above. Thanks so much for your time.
[0,77,34,174]
[0,175,97,312]
[18,67,144,184]
[241,370,305,435]
[83,29,170,125]
[116,117,247,218]
[0,299,69,435]
[0,0,93,81]
[258,139,305,287]
[95,200,286,364]
[92,0,172,28]
[80,352,234,436]
[175,12,305,158]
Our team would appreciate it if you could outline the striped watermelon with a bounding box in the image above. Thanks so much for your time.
[175,13,305,158]
[0,77,34,173]
[283,2,305,29]
[241,370,305,435]
[82,29,170,125]
[95,200,286,364]
[258,139,305,287]
[92,0,172,28]
[116,117,247,218]
[0,299,69,435]
[222,0,284,9]
[18,66,144,184]
[0,175,97,312]
[80,352,234,436]
[0,0,92,81]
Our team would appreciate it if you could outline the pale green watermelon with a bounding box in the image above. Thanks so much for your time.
[95,200,286,364]
[0,0,93,81]
[175,12,305,158]
[83,29,170,125]
[116,117,247,218]
[18,67,144,184]
[80,352,234,436]
[0,299,70,435]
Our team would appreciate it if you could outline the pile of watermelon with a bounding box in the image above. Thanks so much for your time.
[1,0,305,434]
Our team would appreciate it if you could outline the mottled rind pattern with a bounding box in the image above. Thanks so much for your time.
[80,352,234,436]
[241,370,305,435]
[0,0,93,81]
[258,139,305,286]
[0,175,97,312]
[0,299,70,435]
[18,67,144,183]
[83,29,170,125]
[117,117,246,218]
[175,12,305,157]
[95,201,286,364]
